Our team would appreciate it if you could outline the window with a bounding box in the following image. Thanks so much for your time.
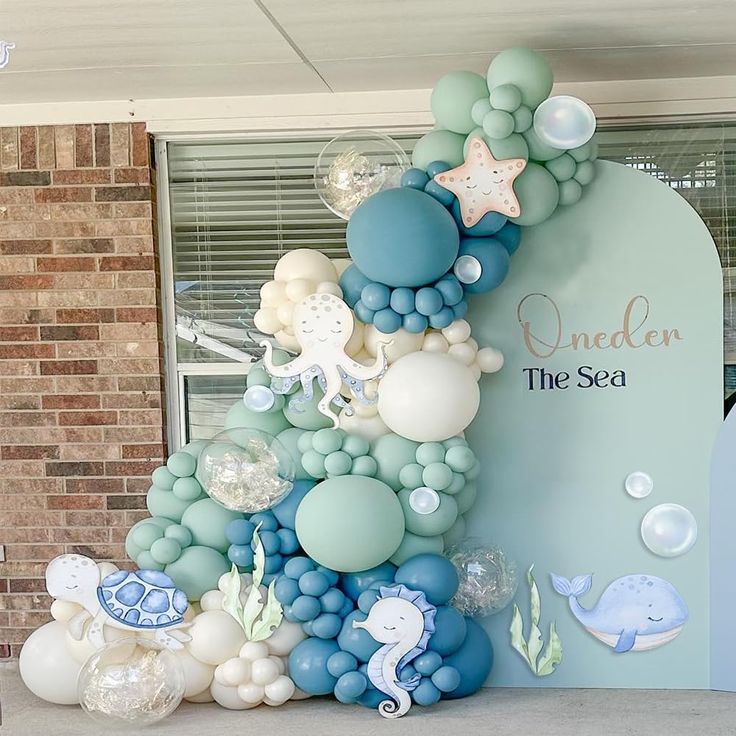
[161,123,736,446]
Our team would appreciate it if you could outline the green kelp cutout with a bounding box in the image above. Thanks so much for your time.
[510,564,562,676]
[222,524,283,641]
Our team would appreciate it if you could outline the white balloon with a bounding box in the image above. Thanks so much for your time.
[477,346,504,373]
[339,407,391,441]
[332,258,353,278]
[240,640,270,662]
[237,682,265,704]
[260,280,287,307]
[274,248,337,284]
[442,319,472,345]
[422,332,449,353]
[217,657,251,687]
[97,561,118,579]
[254,307,282,335]
[265,675,295,704]
[187,610,246,665]
[533,95,596,150]
[251,657,280,686]
[448,342,477,366]
[345,319,365,357]
[200,589,225,611]
[186,688,215,703]
[316,280,343,298]
[640,503,697,558]
[50,599,82,622]
[274,329,299,352]
[210,680,258,710]
[364,324,423,364]
[264,620,307,656]
[276,300,294,325]
[469,362,482,381]
[19,620,82,704]
[65,620,130,664]
[285,278,315,303]
[377,352,480,442]
[175,647,216,698]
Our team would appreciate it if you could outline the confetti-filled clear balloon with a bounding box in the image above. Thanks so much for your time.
[314,130,410,220]
[197,428,295,512]
[625,471,653,499]
[533,95,596,150]
[78,638,185,728]
[409,487,440,515]
[640,503,697,557]
[446,539,518,617]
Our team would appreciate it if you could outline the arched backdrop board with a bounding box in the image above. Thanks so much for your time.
[466,161,723,688]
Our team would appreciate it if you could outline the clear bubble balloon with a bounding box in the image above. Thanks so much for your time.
[315,130,410,220]
[196,428,295,512]
[78,638,185,728]
[454,255,482,285]
[640,503,697,558]
[409,487,441,515]
[243,385,275,413]
[446,539,518,617]
[533,95,596,150]
[625,471,653,499]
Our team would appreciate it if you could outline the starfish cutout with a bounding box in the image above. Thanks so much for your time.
[434,137,526,227]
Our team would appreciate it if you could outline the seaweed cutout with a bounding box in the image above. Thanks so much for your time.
[221,524,283,641]
[510,564,562,676]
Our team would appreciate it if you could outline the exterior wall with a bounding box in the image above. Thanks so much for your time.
[0,123,165,657]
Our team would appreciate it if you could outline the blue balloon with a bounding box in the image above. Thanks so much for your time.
[357,589,380,613]
[395,553,459,605]
[389,287,416,315]
[414,287,443,317]
[443,618,494,699]
[428,306,455,329]
[495,221,523,255]
[320,588,346,614]
[227,544,253,568]
[263,553,283,575]
[456,237,510,294]
[361,282,391,311]
[327,650,358,678]
[339,265,372,307]
[354,301,375,324]
[226,519,255,546]
[340,562,396,601]
[337,610,381,662]
[451,199,507,236]
[316,566,340,587]
[250,512,278,532]
[271,480,315,530]
[432,665,461,693]
[276,527,299,555]
[299,570,330,597]
[428,606,467,656]
[414,650,443,676]
[347,188,460,288]
[403,311,429,334]
[373,307,402,334]
[292,595,321,622]
[288,637,341,695]
[401,168,430,190]
[413,678,442,706]
[424,180,455,207]
[259,530,280,556]
[358,687,384,709]
[312,612,343,639]
[426,161,451,178]
[336,671,368,700]
[434,276,464,307]
[452,300,468,320]
[284,556,315,579]
[274,576,301,606]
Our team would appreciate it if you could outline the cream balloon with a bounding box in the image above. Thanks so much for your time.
[175,647,216,698]
[477,346,504,373]
[332,258,353,278]
[442,319,472,344]
[377,352,480,442]
[186,689,215,703]
[216,657,251,687]
[210,680,258,710]
[345,319,365,357]
[273,249,337,284]
[186,610,246,665]
[274,329,299,351]
[19,620,82,704]
[364,324,423,364]
[265,675,295,704]
[254,307,282,335]
[65,619,131,664]
[50,599,82,622]
[339,407,391,441]
[260,280,287,306]
[200,589,225,611]
[316,280,343,298]
[422,332,450,353]
[284,278,315,303]
[263,620,307,656]
[448,342,476,366]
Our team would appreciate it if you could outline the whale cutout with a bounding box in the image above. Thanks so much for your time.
[551,573,688,654]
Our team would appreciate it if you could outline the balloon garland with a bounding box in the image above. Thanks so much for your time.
[19,47,597,723]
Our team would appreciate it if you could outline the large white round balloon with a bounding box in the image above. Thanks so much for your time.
[175,647,216,698]
[377,352,480,442]
[364,324,423,364]
[264,620,307,656]
[533,95,596,150]
[273,248,337,284]
[186,610,246,665]
[19,620,82,704]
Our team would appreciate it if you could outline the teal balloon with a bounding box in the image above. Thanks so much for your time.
[340,562,397,601]
[371,433,420,491]
[180,498,242,554]
[164,545,230,601]
[523,127,565,162]
[443,515,466,548]
[394,553,459,605]
[412,130,465,170]
[431,71,489,134]
[179,439,209,460]
[482,109,514,140]
[487,47,554,110]
[489,83,522,113]
[471,98,492,126]
[545,153,576,182]
[277,427,312,480]
[147,485,197,523]
[283,386,333,431]
[443,618,494,698]
[428,606,467,656]
[295,476,405,573]
[126,517,171,558]
[389,531,444,566]
[289,638,341,695]
[151,466,176,490]
[398,488,458,537]
[512,105,533,133]
[512,163,560,226]
[172,476,202,502]
[464,129,528,161]
[574,160,596,186]
[224,399,290,437]
[569,141,594,162]
[167,451,196,478]
[150,537,182,565]
[456,481,478,515]
[558,179,583,206]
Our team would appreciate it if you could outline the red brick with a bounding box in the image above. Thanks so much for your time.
[113,168,150,185]
[0,343,54,359]
[34,187,92,203]
[0,445,59,460]
[40,360,97,375]
[122,443,164,459]
[40,325,99,341]
[0,308,54,325]
[42,394,100,410]
[56,308,114,324]
[99,255,153,271]
[105,460,160,476]
[0,275,53,290]
[19,127,37,170]
[131,123,149,167]
[45,461,104,477]
[53,238,114,254]
[107,494,146,510]
[9,579,46,593]
[58,411,117,426]
[37,257,96,272]
[94,185,151,202]
[115,307,158,323]
[0,326,39,341]
[48,495,104,510]
[94,124,111,167]
[117,376,162,391]
[52,169,111,185]
[65,477,125,494]
[0,239,52,255]
[75,125,93,167]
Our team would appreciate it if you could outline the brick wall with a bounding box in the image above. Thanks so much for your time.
[0,123,166,656]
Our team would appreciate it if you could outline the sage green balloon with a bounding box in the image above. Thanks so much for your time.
[487,47,554,110]
[126,516,171,559]
[464,129,528,161]
[545,153,576,182]
[282,386,333,431]
[558,179,583,206]
[456,481,478,515]
[295,476,405,573]
[180,439,209,460]
[489,83,522,113]
[180,498,242,554]
[512,163,560,226]
[165,546,230,601]
[573,160,596,186]
[277,426,312,480]
[471,98,492,127]
[224,399,290,437]
[412,129,466,170]
[569,141,594,162]
[431,71,489,134]
[398,488,458,537]
[443,514,467,548]
[482,109,514,140]
[371,433,419,491]
[390,531,444,566]
[512,105,533,133]
[167,451,196,478]
[147,485,198,523]
[523,127,566,162]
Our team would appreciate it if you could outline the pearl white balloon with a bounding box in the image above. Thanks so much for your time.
[533,95,596,150]
[264,620,307,656]
[243,385,276,413]
[274,249,337,284]
[175,647,216,698]
[448,342,477,366]
[345,320,365,357]
[423,332,450,353]
[377,352,480,442]
[19,620,82,704]
[65,621,130,664]
[442,320,472,345]
[211,680,257,710]
[260,280,287,307]
[240,640,270,662]
[276,300,294,325]
[285,278,315,303]
[97,562,118,579]
[316,280,343,298]
[254,307,282,335]
[477,347,505,373]
[237,682,265,704]
[640,503,697,558]
[265,675,295,704]
[251,657,281,686]
[186,689,215,703]
[364,324,423,364]
[339,407,390,441]
[187,610,246,665]
[469,362,482,381]
[217,657,251,687]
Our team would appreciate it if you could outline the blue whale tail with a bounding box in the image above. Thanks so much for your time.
[550,573,593,598]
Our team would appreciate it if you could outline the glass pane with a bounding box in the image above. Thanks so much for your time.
[184,374,246,441]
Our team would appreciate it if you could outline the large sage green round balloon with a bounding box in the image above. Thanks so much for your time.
[545,153,576,182]
[147,485,199,523]
[371,433,419,491]
[224,399,290,437]
[443,514,467,548]
[390,531,444,566]
[180,498,242,553]
[412,130,466,170]
[523,127,566,162]
[511,163,560,226]
[431,71,489,134]
[486,47,554,110]
[283,386,333,431]
[398,488,458,537]
[464,129,528,161]
[165,546,230,601]
[277,426,313,480]
[295,476,405,572]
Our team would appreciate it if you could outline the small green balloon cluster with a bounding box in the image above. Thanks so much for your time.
[146,448,208,523]
[413,47,598,225]
[297,428,377,479]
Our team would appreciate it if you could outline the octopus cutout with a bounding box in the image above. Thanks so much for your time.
[434,137,526,226]
[260,293,389,428]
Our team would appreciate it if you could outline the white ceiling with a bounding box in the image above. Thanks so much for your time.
[0,0,734,103]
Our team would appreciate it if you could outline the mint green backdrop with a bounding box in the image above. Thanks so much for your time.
[466,161,723,688]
